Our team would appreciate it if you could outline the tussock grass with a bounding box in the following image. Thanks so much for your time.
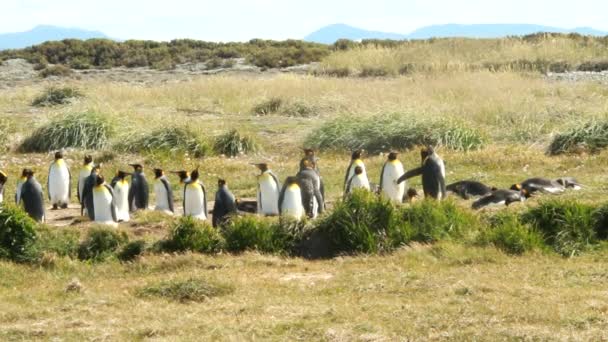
[115,126,211,158]
[478,213,545,255]
[0,205,39,263]
[252,97,319,117]
[157,216,224,254]
[213,129,259,157]
[31,87,83,107]
[252,97,282,115]
[39,65,72,78]
[222,216,305,255]
[138,278,234,303]
[19,112,114,152]
[77,227,129,262]
[548,121,608,155]
[118,240,146,262]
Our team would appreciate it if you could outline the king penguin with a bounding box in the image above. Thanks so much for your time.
[447,180,494,200]
[111,171,131,222]
[344,149,366,190]
[379,152,406,203]
[77,155,93,205]
[279,176,305,221]
[254,163,280,216]
[92,175,117,226]
[128,164,149,212]
[472,189,529,210]
[397,146,446,200]
[153,168,174,215]
[15,169,27,204]
[170,170,191,185]
[47,151,71,209]
[212,179,237,227]
[299,148,326,209]
[183,168,208,220]
[82,164,101,219]
[297,159,324,219]
[0,170,7,204]
[510,178,565,195]
[20,169,45,222]
[345,166,371,197]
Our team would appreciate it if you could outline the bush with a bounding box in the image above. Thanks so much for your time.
[223,216,304,254]
[316,67,351,78]
[253,98,283,115]
[305,113,485,153]
[116,126,211,158]
[577,61,608,72]
[478,213,545,255]
[117,240,146,262]
[205,57,223,70]
[39,65,72,78]
[0,205,39,262]
[523,200,596,256]
[213,129,259,157]
[35,226,79,258]
[548,121,608,155]
[160,216,224,254]
[138,278,234,303]
[592,204,608,240]
[359,66,391,77]
[77,227,129,262]
[19,112,114,152]
[32,87,83,107]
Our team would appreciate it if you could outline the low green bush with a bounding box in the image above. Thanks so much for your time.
[138,278,234,303]
[478,213,545,255]
[35,226,79,258]
[116,126,211,158]
[118,240,146,262]
[39,65,72,78]
[548,121,608,155]
[32,87,83,107]
[213,129,259,157]
[222,216,304,254]
[253,98,283,115]
[77,227,129,262]
[160,216,224,254]
[0,205,39,263]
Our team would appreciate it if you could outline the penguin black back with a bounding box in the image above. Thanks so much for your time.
[20,169,45,222]
[446,180,493,200]
[398,146,446,200]
[128,164,149,211]
[297,161,324,218]
[212,179,237,227]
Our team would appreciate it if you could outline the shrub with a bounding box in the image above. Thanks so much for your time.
[316,67,351,78]
[478,213,545,255]
[0,205,39,263]
[39,65,72,78]
[523,200,596,256]
[305,113,485,153]
[548,121,608,155]
[359,66,391,77]
[77,227,129,262]
[19,112,114,152]
[577,61,608,72]
[222,216,304,254]
[592,204,608,240]
[31,87,83,107]
[116,126,211,158]
[213,129,259,157]
[205,57,223,70]
[252,98,283,115]
[160,216,224,254]
[35,226,79,258]
[138,278,234,303]
[118,240,146,262]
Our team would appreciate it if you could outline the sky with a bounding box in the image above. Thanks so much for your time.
[1,0,607,41]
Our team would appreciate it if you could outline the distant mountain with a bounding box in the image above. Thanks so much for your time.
[305,23,608,44]
[0,25,109,50]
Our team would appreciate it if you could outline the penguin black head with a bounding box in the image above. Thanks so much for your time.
[21,168,28,178]
[286,176,298,185]
[84,155,93,165]
[153,168,164,179]
[190,168,200,181]
[301,158,316,170]
[354,166,363,175]
[521,188,531,199]
[253,163,269,172]
[24,169,35,178]
[388,152,398,161]
[0,171,7,183]
[130,164,143,172]
[407,188,419,202]
[171,170,190,183]
[303,148,315,157]
[510,183,522,191]
[54,151,64,160]
[92,164,102,172]
[116,170,131,179]
[421,146,434,161]
[218,179,227,187]
[95,174,105,186]
[351,149,363,160]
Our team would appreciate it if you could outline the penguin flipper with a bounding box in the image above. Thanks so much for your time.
[398,167,422,184]
[161,177,174,213]
[128,183,135,212]
[201,182,208,218]
[343,162,353,189]
[379,162,387,191]
[105,184,117,222]
[67,166,72,202]
[278,183,287,215]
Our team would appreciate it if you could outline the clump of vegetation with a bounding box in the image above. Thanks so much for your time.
[281,101,318,117]
[0,120,12,151]
[39,65,72,78]
[35,226,79,259]
[360,66,391,77]
[222,216,304,254]
[523,200,596,256]
[31,87,83,107]
[77,227,129,262]
[253,98,283,115]
[159,216,224,254]
[0,205,39,263]
[548,121,608,155]
[592,204,608,240]
[252,98,318,117]
[213,129,259,157]
[138,278,234,303]
[306,113,485,152]
[478,213,545,255]
[313,67,351,77]
[577,60,608,72]
[118,240,146,262]
[116,126,211,158]
[19,112,114,152]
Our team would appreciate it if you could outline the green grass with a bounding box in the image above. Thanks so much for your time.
[549,121,608,155]
[0,205,39,263]
[31,87,83,107]
[77,227,129,262]
[157,216,225,254]
[478,212,545,255]
[137,278,234,303]
[213,129,259,157]
[115,126,211,158]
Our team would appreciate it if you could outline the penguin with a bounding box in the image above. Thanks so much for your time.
[212,179,237,227]
[446,180,494,200]
[299,148,326,208]
[183,168,207,220]
[472,189,529,210]
[47,151,71,209]
[397,146,446,200]
[19,169,45,222]
[92,174,117,226]
[278,176,305,221]
[510,178,564,195]
[555,177,583,190]
[253,163,280,216]
[406,188,420,204]
[297,159,324,219]
[15,169,27,204]
[82,164,101,219]
[345,166,371,197]
[170,170,190,185]
[128,164,149,212]
[111,171,131,222]
[379,152,406,203]
[0,170,7,204]
[153,168,174,215]
[77,155,93,205]
[343,149,366,190]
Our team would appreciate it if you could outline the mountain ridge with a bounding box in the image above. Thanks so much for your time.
[0,25,109,50]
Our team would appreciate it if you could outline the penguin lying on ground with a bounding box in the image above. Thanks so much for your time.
[92,175,117,226]
[297,159,324,219]
[129,164,149,212]
[48,151,71,210]
[510,178,565,195]
[555,177,583,190]
[20,169,45,222]
[153,168,174,215]
[344,149,366,190]
[345,166,370,198]
[397,146,447,200]
[15,169,27,205]
[279,176,305,221]
[82,164,101,219]
[0,170,7,204]
[111,171,131,222]
[183,168,207,220]
[253,163,280,216]
[379,152,405,204]
[77,155,93,205]
[446,180,495,200]
[212,179,237,227]
[472,189,530,210]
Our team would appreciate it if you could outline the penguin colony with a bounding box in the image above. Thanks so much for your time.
[0,146,582,225]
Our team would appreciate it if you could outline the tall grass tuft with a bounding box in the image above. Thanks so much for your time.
[77,227,129,262]
[159,216,224,254]
[31,87,83,107]
[0,205,39,263]
[19,112,114,152]
[478,212,545,255]
[115,126,211,158]
[548,121,608,155]
[214,129,259,157]
[222,216,304,254]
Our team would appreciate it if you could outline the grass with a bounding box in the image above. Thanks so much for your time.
[137,277,234,303]
[213,129,259,157]
[31,87,83,107]
[549,121,608,155]
[115,126,211,158]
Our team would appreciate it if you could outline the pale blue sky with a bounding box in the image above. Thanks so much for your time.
[1,0,606,41]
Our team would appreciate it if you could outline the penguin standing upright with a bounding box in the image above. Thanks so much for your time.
[0,170,7,204]
[300,149,326,208]
[279,176,305,221]
[20,169,45,222]
[297,159,324,219]
[77,155,93,205]
[344,150,366,190]
[183,168,207,220]
[254,163,280,216]
[345,166,371,197]
[397,146,446,200]
[212,179,237,227]
[15,169,27,204]
[92,175,117,226]
[170,170,190,185]
[47,151,71,209]
[128,164,149,212]
[82,164,101,219]
[379,152,406,203]
[111,171,131,222]
[153,168,174,215]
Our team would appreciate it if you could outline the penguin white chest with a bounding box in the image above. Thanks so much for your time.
[93,186,116,226]
[185,183,207,220]
[154,181,172,213]
[347,160,367,185]
[348,174,371,192]
[258,174,279,215]
[281,186,304,221]
[382,161,405,203]
[113,182,130,222]
[49,161,70,205]
[78,167,92,201]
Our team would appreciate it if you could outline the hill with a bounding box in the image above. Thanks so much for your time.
[0,25,109,50]
[304,23,407,44]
